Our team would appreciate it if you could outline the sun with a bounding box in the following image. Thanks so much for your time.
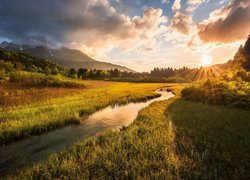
[201,56,212,66]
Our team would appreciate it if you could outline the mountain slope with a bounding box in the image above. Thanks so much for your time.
[0,47,65,73]
[0,42,134,72]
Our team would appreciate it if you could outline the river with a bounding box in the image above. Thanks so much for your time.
[0,89,174,175]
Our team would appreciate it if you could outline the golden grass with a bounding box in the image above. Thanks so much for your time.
[0,81,173,144]
[169,99,250,179]
[7,85,183,179]
[0,80,115,108]
[5,83,248,179]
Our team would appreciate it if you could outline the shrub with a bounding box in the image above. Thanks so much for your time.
[181,72,250,109]
[51,67,59,75]
[0,69,6,80]
[44,66,51,75]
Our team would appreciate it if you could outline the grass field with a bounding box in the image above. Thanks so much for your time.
[0,80,115,108]
[7,85,183,179]
[6,84,250,179]
[0,81,172,144]
[169,99,250,179]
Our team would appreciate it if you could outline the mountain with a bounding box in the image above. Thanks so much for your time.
[0,47,66,73]
[0,42,134,72]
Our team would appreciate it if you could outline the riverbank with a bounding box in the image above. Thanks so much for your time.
[7,84,250,179]
[5,84,183,178]
[0,90,174,175]
[0,82,174,144]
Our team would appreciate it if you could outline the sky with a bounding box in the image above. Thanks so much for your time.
[0,0,250,72]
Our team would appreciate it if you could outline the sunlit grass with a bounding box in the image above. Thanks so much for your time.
[182,71,250,109]
[0,81,173,144]
[169,99,250,179]
[7,85,183,179]
[5,84,249,179]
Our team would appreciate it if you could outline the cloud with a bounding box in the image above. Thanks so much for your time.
[187,0,205,6]
[171,11,192,34]
[67,6,168,59]
[197,0,250,43]
[172,0,182,11]
[186,0,206,12]
[0,0,167,60]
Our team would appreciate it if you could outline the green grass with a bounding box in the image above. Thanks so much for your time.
[0,82,172,144]
[181,70,250,109]
[169,99,250,179]
[7,87,182,179]
[4,84,249,179]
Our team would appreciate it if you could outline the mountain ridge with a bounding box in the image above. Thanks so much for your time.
[0,42,134,72]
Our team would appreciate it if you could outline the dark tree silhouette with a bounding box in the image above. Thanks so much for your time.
[77,68,88,79]
[69,68,77,78]
[242,35,250,71]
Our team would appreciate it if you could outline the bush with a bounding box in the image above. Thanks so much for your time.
[181,71,250,109]
[44,66,51,75]
[0,69,6,80]
[0,60,15,72]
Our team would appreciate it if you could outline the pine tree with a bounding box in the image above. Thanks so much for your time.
[242,35,250,71]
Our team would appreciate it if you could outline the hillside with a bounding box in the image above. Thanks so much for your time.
[0,42,134,72]
[0,48,66,74]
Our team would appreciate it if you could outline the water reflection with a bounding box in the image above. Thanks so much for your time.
[0,90,174,175]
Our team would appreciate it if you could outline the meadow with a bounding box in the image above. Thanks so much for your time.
[0,81,169,144]
[169,99,250,179]
[6,85,183,179]
[5,84,250,179]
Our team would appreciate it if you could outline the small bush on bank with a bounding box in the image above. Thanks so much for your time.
[0,69,6,80]
[181,70,250,109]
[9,71,84,88]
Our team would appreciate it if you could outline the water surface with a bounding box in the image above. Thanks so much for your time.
[0,90,174,175]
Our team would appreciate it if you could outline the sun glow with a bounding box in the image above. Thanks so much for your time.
[201,55,212,66]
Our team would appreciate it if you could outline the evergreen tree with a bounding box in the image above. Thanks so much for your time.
[242,35,250,71]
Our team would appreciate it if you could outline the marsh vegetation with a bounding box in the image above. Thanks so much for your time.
[0,81,167,144]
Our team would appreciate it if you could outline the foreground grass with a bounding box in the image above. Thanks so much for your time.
[7,86,182,179]
[4,84,249,179]
[0,82,171,144]
[169,99,250,179]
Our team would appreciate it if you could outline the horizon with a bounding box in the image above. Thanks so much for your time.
[0,0,250,71]
[0,40,229,73]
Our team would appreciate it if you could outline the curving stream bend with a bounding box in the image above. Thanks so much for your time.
[0,89,174,175]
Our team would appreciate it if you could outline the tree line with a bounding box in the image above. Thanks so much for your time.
[67,66,198,81]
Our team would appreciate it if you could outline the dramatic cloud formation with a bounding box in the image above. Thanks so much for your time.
[0,0,167,59]
[197,0,250,43]
[0,0,248,70]
[171,11,192,34]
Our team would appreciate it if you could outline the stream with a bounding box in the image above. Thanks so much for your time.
[0,89,174,175]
